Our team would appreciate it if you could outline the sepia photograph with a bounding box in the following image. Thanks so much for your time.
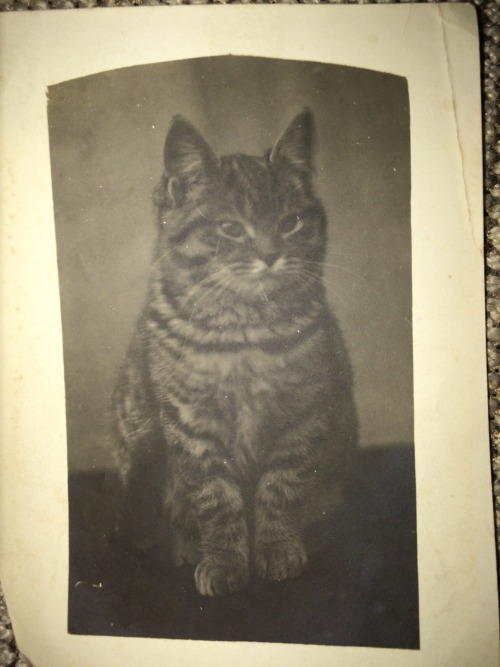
[47,55,417,648]
[2,4,498,666]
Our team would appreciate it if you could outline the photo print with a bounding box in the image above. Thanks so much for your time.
[48,55,417,648]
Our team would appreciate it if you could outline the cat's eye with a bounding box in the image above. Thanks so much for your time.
[280,214,304,238]
[218,220,247,241]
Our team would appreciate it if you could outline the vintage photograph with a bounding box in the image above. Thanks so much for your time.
[48,55,417,648]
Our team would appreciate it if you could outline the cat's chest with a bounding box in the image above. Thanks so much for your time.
[175,330,327,432]
[192,349,294,463]
[189,347,289,407]
[153,322,329,467]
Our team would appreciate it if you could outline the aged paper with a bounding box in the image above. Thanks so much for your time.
[0,4,498,666]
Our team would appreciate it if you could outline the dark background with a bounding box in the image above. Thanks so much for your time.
[48,57,417,648]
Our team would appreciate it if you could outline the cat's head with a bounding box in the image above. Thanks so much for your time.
[153,110,328,312]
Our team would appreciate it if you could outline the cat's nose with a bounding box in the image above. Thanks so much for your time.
[261,252,280,268]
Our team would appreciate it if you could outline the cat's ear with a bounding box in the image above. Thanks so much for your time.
[269,109,315,172]
[162,116,218,206]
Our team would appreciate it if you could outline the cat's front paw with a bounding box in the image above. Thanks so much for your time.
[255,538,308,581]
[194,557,249,596]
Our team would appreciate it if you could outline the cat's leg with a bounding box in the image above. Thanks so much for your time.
[191,475,250,596]
[253,426,329,581]
[253,467,309,581]
[171,447,250,595]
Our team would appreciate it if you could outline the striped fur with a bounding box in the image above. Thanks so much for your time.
[113,110,358,596]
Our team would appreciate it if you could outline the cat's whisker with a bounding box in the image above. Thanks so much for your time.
[302,259,370,283]
[182,267,235,306]
[282,262,325,284]
[187,263,268,305]
[293,278,323,297]
[284,268,323,283]
[181,279,235,333]
[186,262,260,312]
[201,270,242,304]
[284,260,323,275]
[189,274,236,312]
[304,259,394,305]
[280,269,325,296]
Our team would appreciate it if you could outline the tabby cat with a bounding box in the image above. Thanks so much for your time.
[113,109,358,596]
